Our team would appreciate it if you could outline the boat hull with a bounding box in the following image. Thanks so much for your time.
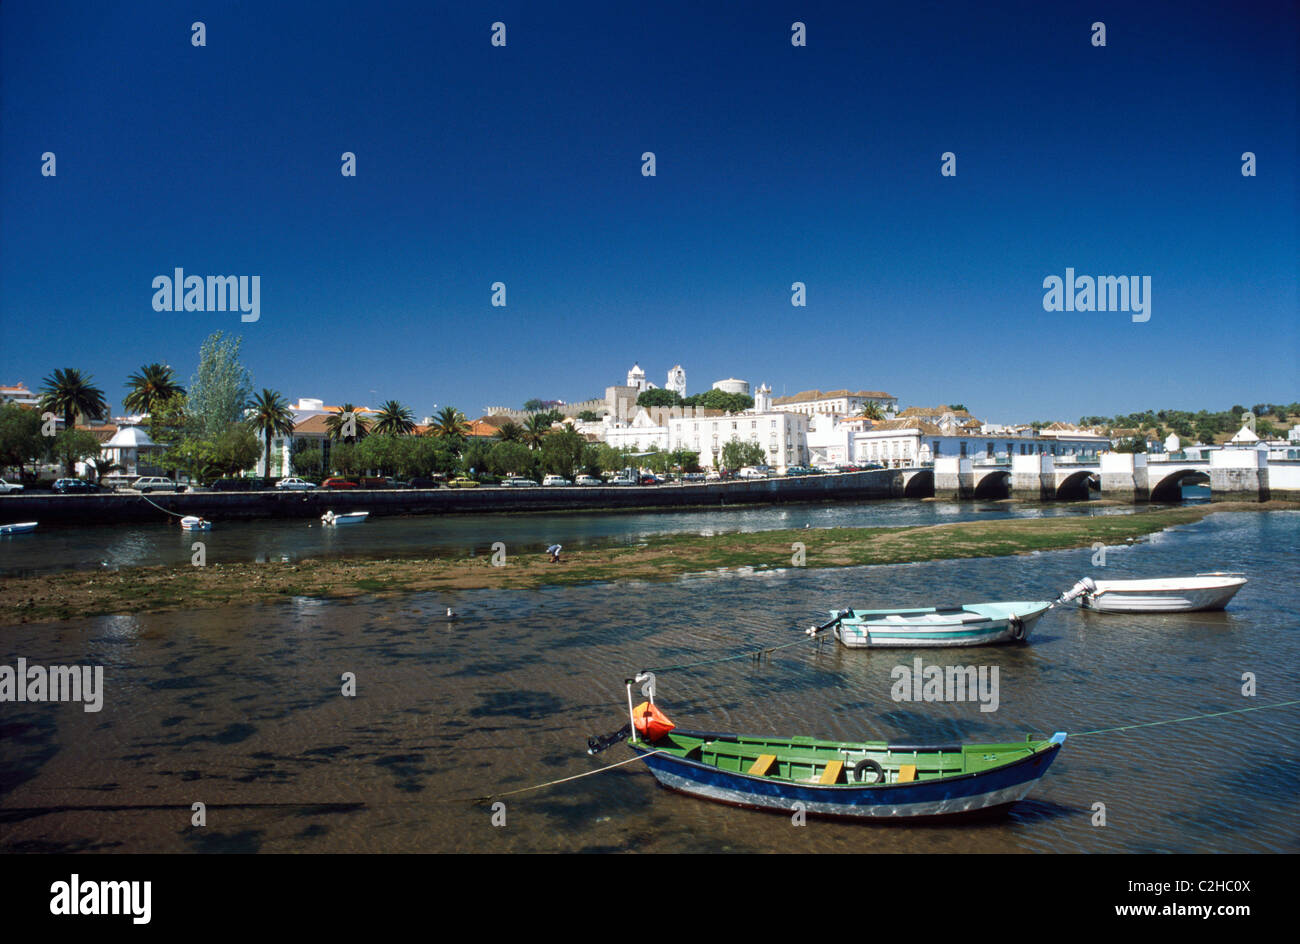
[833,602,1051,648]
[1083,577,1246,613]
[322,512,369,526]
[0,522,38,534]
[631,736,1063,821]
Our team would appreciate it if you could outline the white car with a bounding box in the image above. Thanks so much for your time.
[574,474,601,486]
[542,475,571,486]
[276,477,317,490]
[0,477,23,493]
[502,477,539,487]
[133,476,182,493]
[704,471,722,482]
[738,466,773,480]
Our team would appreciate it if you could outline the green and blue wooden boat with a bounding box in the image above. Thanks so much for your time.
[620,726,1066,820]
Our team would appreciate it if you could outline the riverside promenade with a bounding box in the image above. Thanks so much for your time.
[0,470,901,524]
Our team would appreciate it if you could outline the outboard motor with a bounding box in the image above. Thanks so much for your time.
[1056,577,1096,605]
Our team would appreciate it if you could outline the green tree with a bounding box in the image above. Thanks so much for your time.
[291,441,324,479]
[857,402,884,420]
[325,404,370,443]
[39,368,108,430]
[49,428,103,476]
[372,400,416,437]
[330,441,360,475]
[147,392,189,450]
[682,390,754,414]
[522,399,547,412]
[430,406,471,444]
[358,434,403,475]
[494,420,525,443]
[488,441,536,477]
[124,363,185,416]
[209,425,261,477]
[1114,437,1147,454]
[577,410,599,422]
[540,428,585,476]
[522,414,553,449]
[0,404,45,478]
[460,439,493,478]
[187,333,253,440]
[637,389,683,408]
[248,389,295,479]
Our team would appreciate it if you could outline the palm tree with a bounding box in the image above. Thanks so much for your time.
[39,368,108,429]
[430,406,471,442]
[372,400,416,437]
[857,402,884,421]
[123,363,184,415]
[248,389,296,478]
[523,413,552,450]
[324,403,370,443]
[494,420,524,443]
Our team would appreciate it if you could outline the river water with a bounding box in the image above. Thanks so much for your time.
[1,498,1145,577]
[1,509,1296,853]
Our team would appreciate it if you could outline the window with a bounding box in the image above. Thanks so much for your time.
[960,441,968,457]
[932,440,941,457]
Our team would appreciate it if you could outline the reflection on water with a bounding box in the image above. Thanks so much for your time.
[1,498,1147,578]
[1,511,1295,853]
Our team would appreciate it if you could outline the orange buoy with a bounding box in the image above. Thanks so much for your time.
[632,701,676,741]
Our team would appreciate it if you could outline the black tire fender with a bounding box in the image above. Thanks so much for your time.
[852,758,886,784]
[1010,616,1026,642]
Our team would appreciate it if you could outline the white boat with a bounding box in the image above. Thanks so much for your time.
[829,601,1053,648]
[0,521,38,535]
[180,516,212,531]
[321,510,369,526]
[1056,574,1247,613]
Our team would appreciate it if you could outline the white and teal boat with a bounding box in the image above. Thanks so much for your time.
[830,602,1052,648]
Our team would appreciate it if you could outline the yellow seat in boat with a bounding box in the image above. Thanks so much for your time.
[819,760,844,784]
[898,764,917,783]
[748,754,777,777]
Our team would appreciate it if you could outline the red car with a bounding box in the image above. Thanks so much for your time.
[321,477,358,489]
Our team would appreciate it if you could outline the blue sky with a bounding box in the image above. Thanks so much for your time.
[2,0,1296,424]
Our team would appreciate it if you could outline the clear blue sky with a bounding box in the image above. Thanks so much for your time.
[2,1,1296,424]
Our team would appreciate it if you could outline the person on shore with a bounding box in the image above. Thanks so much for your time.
[547,543,562,563]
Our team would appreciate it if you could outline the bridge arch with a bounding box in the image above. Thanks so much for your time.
[902,469,934,498]
[973,469,1010,499]
[1056,469,1098,501]
[1149,468,1210,503]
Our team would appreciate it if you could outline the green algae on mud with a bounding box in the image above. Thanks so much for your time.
[2,503,1288,624]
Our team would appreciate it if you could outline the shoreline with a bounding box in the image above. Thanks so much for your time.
[2,502,1293,624]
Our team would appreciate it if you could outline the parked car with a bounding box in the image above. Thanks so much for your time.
[542,475,571,486]
[502,477,539,487]
[384,478,412,489]
[210,478,261,491]
[447,476,479,489]
[133,476,184,493]
[0,477,25,493]
[609,475,637,486]
[408,477,442,489]
[574,474,601,486]
[321,477,359,489]
[276,477,317,490]
[52,478,103,493]
[704,471,722,482]
[639,474,661,485]
[738,466,773,480]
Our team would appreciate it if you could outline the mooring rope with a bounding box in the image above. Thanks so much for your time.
[475,749,666,802]
[137,492,187,518]
[643,620,833,673]
[1070,698,1300,738]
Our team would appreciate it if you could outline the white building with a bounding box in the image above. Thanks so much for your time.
[855,418,1109,468]
[772,388,898,418]
[669,410,809,472]
[712,378,750,396]
[806,413,856,467]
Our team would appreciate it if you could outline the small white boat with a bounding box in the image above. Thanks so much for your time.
[321,510,369,526]
[1057,574,1247,613]
[828,601,1053,648]
[0,521,38,535]
[180,516,212,531]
